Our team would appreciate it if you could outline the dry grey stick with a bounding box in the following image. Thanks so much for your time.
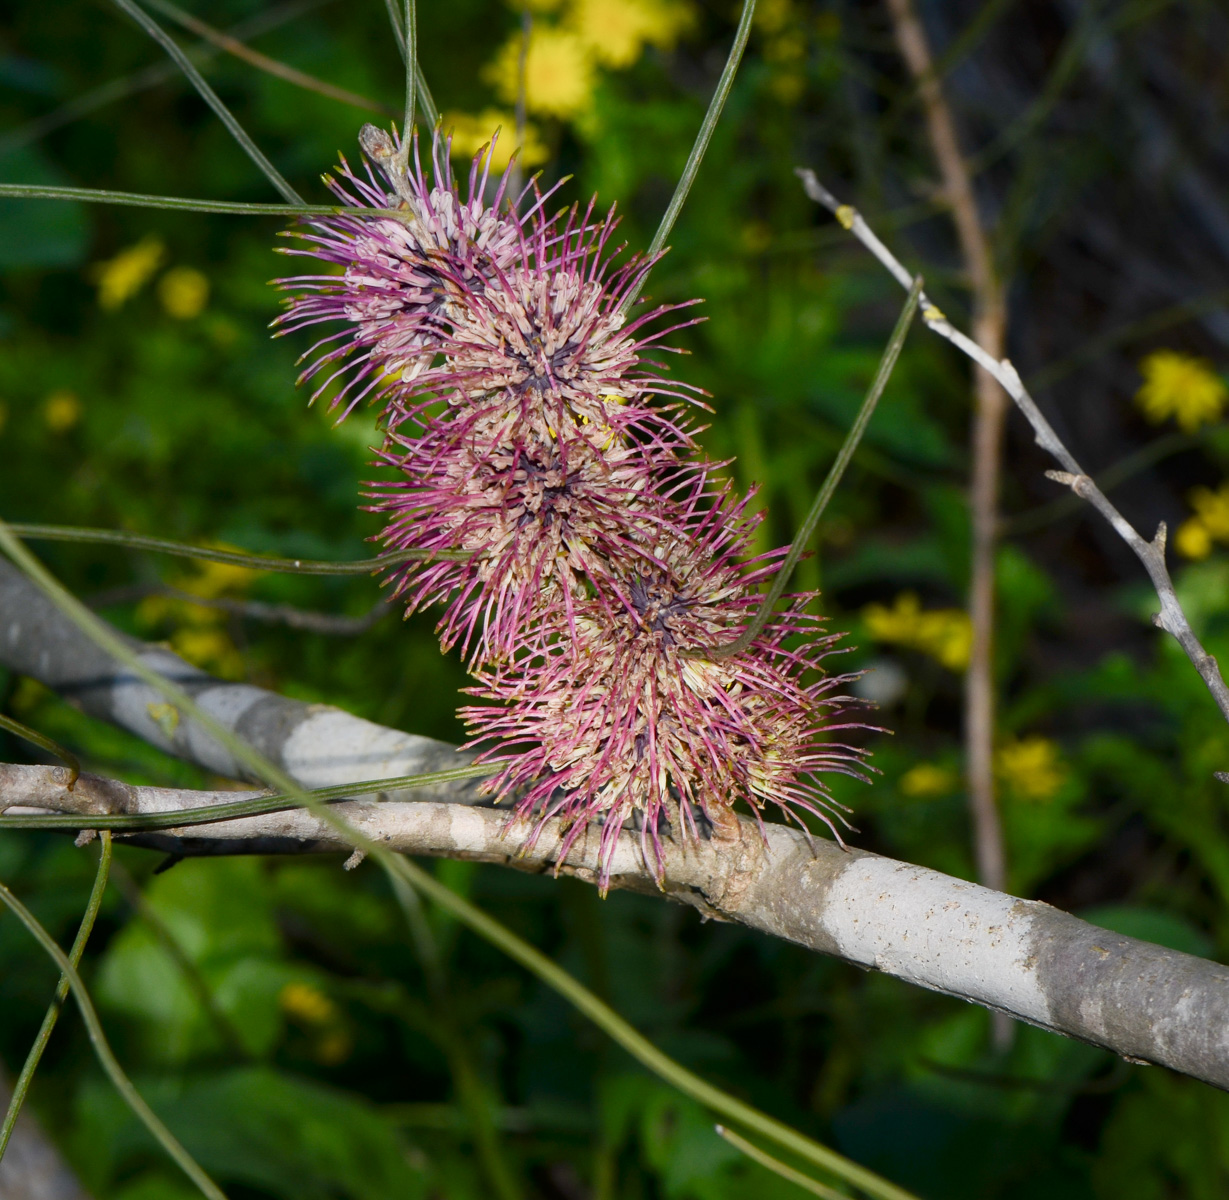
[795,168,1229,728]
[6,760,1229,1092]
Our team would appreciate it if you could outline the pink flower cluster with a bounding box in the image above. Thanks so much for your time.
[277,126,868,887]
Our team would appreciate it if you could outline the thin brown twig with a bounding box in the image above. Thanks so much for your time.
[795,168,1229,733]
[885,0,1009,930]
[143,0,397,117]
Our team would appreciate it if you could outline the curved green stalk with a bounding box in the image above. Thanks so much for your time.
[7,523,470,572]
[0,714,80,788]
[701,278,923,659]
[402,0,417,137]
[394,859,917,1200]
[0,183,333,215]
[382,0,439,127]
[0,764,494,832]
[0,833,112,1164]
[623,0,758,309]
[110,0,302,204]
[0,521,915,1200]
[0,874,228,1200]
[716,1125,847,1199]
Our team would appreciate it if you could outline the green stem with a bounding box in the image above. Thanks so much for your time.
[382,0,439,127]
[0,833,112,1164]
[393,859,915,1200]
[0,183,333,215]
[403,0,417,137]
[0,765,494,832]
[110,0,303,204]
[0,874,228,1200]
[111,860,248,1058]
[0,521,915,1200]
[716,1125,848,1200]
[701,277,923,659]
[0,714,80,788]
[623,0,758,309]
[390,878,522,1200]
[7,522,470,571]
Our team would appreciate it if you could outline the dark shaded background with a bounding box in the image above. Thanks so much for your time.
[2,0,1229,1196]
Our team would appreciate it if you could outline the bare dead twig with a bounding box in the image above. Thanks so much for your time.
[796,167,1229,731]
[885,0,1009,913]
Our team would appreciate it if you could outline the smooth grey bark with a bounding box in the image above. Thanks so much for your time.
[3,557,1229,1090]
[0,558,483,805]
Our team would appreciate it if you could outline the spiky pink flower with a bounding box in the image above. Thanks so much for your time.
[367,396,706,663]
[277,124,874,887]
[274,125,528,418]
[461,490,871,888]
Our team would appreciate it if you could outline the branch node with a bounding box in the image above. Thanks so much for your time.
[74,829,97,847]
[1154,521,1168,555]
[343,848,366,870]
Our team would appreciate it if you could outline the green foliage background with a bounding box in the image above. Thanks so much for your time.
[2,1,1229,1197]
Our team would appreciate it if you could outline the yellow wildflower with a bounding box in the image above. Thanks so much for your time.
[92,236,165,311]
[159,266,209,319]
[487,26,596,118]
[900,762,958,798]
[170,627,244,678]
[1175,482,1229,558]
[1136,350,1227,433]
[568,0,693,69]
[280,982,353,1065]
[442,109,548,170]
[995,737,1065,803]
[280,982,338,1025]
[863,592,972,672]
[43,389,82,433]
[755,0,792,34]
[1176,516,1214,560]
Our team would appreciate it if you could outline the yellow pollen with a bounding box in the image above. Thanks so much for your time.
[835,204,856,230]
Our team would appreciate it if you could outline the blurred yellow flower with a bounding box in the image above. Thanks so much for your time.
[442,109,548,170]
[135,551,257,679]
[1136,350,1227,433]
[995,736,1065,803]
[900,762,958,798]
[1174,482,1229,558]
[280,981,338,1025]
[568,0,693,69]
[159,266,210,319]
[43,389,82,433]
[755,0,792,34]
[487,26,596,118]
[863,592,972,672]
[170,627,243,677]
[92,236,165,311]
[280,982,353,1065]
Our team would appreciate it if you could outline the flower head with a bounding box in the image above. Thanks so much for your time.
[279,125,873,890]
[274,126,527,418]
[462,491,869,887]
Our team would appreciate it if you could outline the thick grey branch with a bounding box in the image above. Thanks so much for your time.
[5,761,1229,1091]
[0,558,483,805]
